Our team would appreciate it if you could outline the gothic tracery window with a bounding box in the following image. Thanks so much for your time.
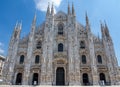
[97,55,102,64]
[19,55,24,64]
[58,43,63,52]
[80,41,85,49]
[35,55,40,64]
[58,24,63,35]
[36,41,42,49]
[82,55,86,64]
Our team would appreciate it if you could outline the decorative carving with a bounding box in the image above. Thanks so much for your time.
[79,48,88,54]
[54,11,67,21]
[56,34,66,40]
[97,65,108,71]
[33,49,42,54]
[57,60,64,64]
[80,65,91,72]
[54,52,67,59]
[41,75,46,82]
[30,64,41,69]
[18,50,27,55]
[15,64,24,69]
[14,31,18,38]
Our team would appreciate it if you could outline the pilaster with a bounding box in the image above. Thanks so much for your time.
[73,22,81,85]
[3,22,21,84]
[23,14,36,85]
[88,33,99,85]
[68,26,75,85]
[41,11,54,85]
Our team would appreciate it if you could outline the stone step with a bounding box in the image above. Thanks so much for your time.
[0,86,119,87]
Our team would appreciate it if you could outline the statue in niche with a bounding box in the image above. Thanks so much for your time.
[14,31,18,38]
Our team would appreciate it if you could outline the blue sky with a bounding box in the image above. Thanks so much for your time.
[0,0,120,65]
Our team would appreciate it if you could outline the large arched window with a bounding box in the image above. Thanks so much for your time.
[97,55,102,64]
[82,73,89,85]
[36,41,42,49]
[35,55,40,64]
[58,24,63,35]
[82,55,86,64]
[58,43,63,52]
[19,55,24,64]
[80,41,85,49]
[16,73,22,85]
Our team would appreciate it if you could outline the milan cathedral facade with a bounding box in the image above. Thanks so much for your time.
[2,4,120,86]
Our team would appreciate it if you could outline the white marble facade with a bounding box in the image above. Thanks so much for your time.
[2,4,120,86]
[0,55,5,80]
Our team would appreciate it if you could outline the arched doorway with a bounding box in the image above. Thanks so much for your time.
[82,73,89,85]
[16,73,22,85]
[32,73,38,85]
[99,73,106,83]
[56,67,65,85]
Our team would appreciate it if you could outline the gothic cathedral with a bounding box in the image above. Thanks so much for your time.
[2,4,120,86]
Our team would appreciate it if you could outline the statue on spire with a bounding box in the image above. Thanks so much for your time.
[46,2,50,16]
[68,2,71,15]
[72,3,75,16]
[32,13,36,26]
[51,2,54,16]
[86,12,90,32]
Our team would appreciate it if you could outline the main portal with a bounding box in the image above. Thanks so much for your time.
[56,67,65,85]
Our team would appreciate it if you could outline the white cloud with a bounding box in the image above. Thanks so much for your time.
[0,42,3,46]
[0,42,4,54]
[0,48,4,54]
[34,0,62,12]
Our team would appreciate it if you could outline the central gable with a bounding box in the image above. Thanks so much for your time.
[54,11,67,21]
